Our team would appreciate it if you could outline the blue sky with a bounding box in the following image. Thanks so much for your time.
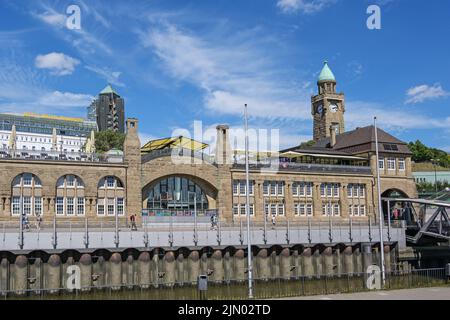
[0,0,449,151]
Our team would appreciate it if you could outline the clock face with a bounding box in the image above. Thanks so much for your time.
[329,103,339,113]
[317,104,324,114]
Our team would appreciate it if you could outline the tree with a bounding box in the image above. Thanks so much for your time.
[408,140,450,168]
[300,140,315,148]
[94,130,126,153]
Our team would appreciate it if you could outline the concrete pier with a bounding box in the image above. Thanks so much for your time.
[110,252,122,290]
[47,254,61,293]
[79,254,92,291]
[13,255,27,295]
[138,252,150,288]
[0,241,426,294]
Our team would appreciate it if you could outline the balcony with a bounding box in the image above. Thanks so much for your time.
[0,149,124,164]
[232,161,372,175]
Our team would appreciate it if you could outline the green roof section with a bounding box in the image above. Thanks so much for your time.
[318,61,336,82]
[99,84,120,96]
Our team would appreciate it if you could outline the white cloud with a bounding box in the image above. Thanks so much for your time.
[35,52,80,76]
[35,11,66,28]
[38,91,94,107]
[346,100,450,131]
[276,0,337,14]
[141,23,310,121]
[85,65,125,87]
[405,84,449,104]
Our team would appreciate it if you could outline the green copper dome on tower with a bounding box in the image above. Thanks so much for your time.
[99,84,119,96]
[318,61,336,82]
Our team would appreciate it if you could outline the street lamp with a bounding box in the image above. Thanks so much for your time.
[430,158,438,195]
[374,117,386,286]
[244,103,253,299]
[188,191,198,244]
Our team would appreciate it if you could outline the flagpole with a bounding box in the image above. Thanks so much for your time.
[244,104,253,299]
[374,117,386,285]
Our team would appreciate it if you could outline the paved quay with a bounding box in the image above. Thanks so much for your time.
[277,287,450,300]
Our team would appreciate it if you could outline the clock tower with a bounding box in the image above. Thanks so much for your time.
[311,61,345,142]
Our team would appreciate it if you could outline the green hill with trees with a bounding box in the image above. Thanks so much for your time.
[408,140,450,168]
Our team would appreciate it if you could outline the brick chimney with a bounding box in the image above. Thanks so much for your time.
[330,124,336,148]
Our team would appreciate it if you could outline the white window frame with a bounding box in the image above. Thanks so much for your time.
[306,183,312,197]
[12,197,20,216]
[77,197,85,216]
[34,197,42,216]
[277,203,285,216]
[117,198,125,216]
[387,157,396,170]
[56,197,65,215]
[23,197,32,216]
[263,182,269,196]
[97,198,105,216]
[379,157,385,170]
[233,180,239,195]
[239,181,246,196]
[107,198,115,216]
[333,203,340,216]
[66,197,74,216]
[23,174,32,186]
[292,183,299,196]
[348,184,353,198]
[106,177,115,188]
[360,205,366,216]
[233,204,239,216]
[239,204,246,216]
[398,158,405,171]
[306,204,313,216]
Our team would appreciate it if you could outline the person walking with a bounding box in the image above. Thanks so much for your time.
[130,214,137,231]
[23,215,30,231]
[35,214,42,231]
[271,214,276,229]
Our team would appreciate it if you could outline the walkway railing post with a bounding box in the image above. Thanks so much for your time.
[286,219,290,244]
[83,217,88,249]
[52,216,57,249]
[387,200,391,242]
[349,217,353,243]
[307,217,312,244]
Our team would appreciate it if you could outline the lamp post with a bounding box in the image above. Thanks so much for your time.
[188,191,198,245]
[374,117,386,286]
[430,158,438,195]
[244,104,253,299]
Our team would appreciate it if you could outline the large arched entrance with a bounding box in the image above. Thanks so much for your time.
[142,175,218,218]
[381,188,409,223]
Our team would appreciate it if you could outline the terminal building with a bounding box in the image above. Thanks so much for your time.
[0,112,97,154]
[0,62,417,223]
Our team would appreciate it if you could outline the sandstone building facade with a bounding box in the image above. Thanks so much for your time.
[0,63,417,224]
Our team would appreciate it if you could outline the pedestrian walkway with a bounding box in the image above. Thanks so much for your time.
[277,286,450,300]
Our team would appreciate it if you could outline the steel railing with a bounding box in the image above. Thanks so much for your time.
[1,268,447,300]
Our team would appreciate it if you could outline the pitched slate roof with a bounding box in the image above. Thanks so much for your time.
[286,125,412,156]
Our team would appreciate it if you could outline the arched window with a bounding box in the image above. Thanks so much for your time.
[56,175,85,216]
[146,176,209,211]
[11,173,42,216]
[97,176,125,216]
